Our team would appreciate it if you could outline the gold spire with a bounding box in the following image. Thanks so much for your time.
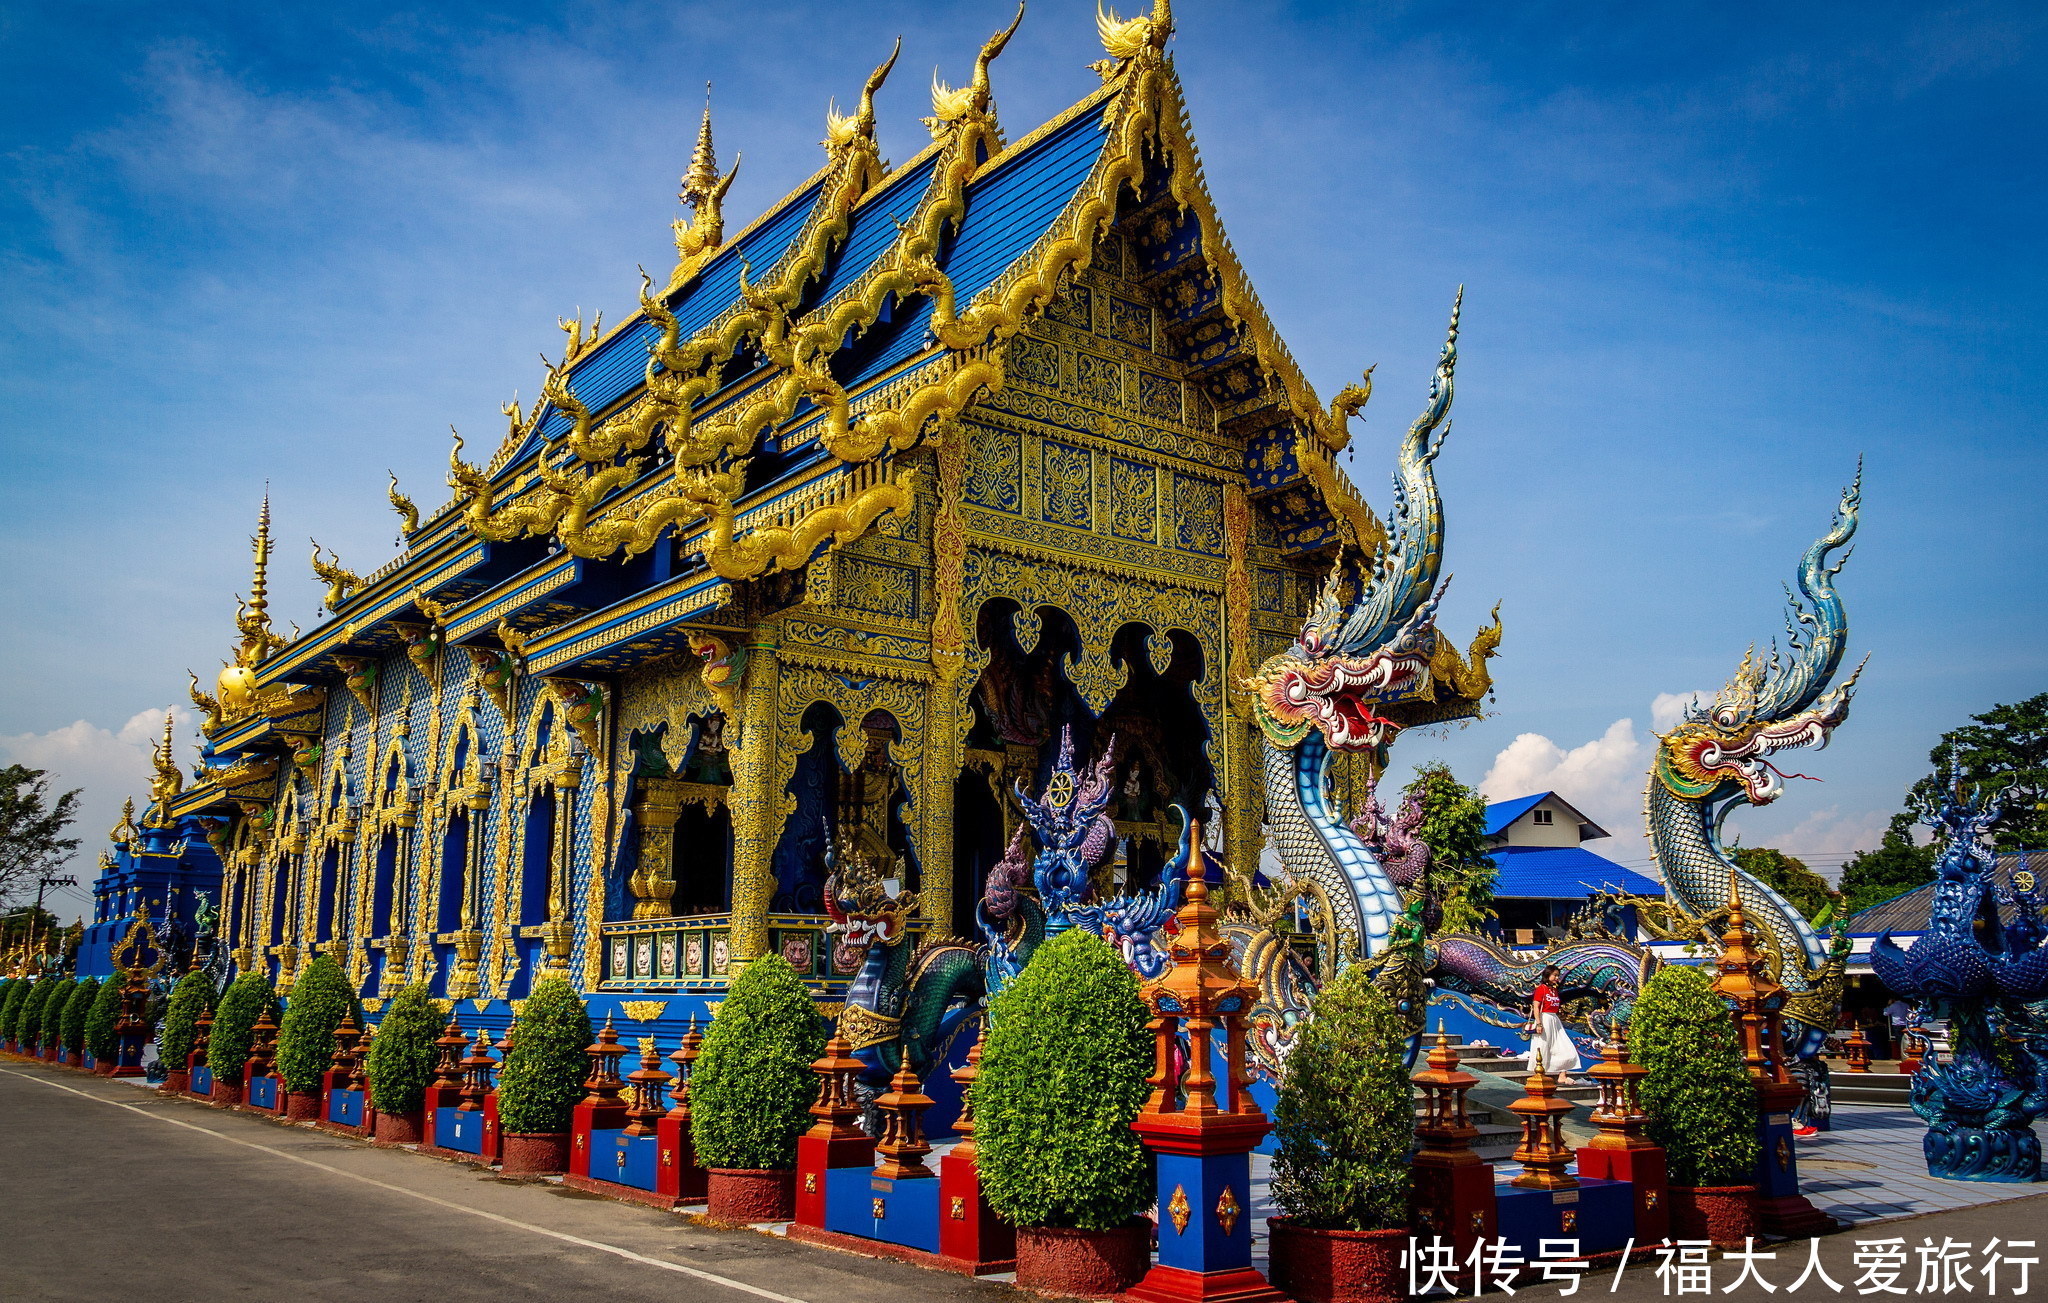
[248,494,273,626]
[671,84,740,289]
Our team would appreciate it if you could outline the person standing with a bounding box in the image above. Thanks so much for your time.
[1525,964,1583,1076]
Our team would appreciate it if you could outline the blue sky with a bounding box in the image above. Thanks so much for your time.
[3,0,2043,916]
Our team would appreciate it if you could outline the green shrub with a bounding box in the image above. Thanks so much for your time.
[158,971,217,1072]
[21,978,66,1050]
[973,929,1152,1230]
[497,977,595,1134]
[61,978,100,1053]
[691,955,827,1169]
[208,973,277,1084]
[366,982,442,1116]
[276,955,360,1092]
[1632,964,1759,1186]
[1271,964,1414,1229]
[0,978,28,1042]
[85,974,126,1063]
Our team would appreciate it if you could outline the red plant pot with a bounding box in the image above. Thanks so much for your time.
[162,1070,191,1095]
[1014,1221,1153,1298]
[1669,1185,1761,1248]
[94,1061,116,1076]
[211,1078,244,1108]
[1268,1219,1409,1303]
[63,1051,81,1069]
[706,1169,798,1225]
[42,1044,60,1062]
[373,1109,425,1144]
[500,1132,572,1177]
[285,1089,323,1121]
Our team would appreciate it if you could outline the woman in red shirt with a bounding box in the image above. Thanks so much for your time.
[1525,963,1583,1075]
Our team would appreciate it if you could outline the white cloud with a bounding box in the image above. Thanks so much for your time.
[1650,689,1710,733]
[0,706,197,917]
[1723,805,1893,885]
[1480,717,1652,865]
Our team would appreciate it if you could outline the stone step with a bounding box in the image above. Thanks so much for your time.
[1485,1069,1602,1103]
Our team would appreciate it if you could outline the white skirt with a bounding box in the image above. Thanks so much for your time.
[1529,1011,1582,1076]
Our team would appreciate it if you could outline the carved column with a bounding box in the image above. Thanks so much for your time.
[630,779,684,920]
[1219,485,1261,886]
[540,760,579,976]
[728,622,783,961]
[923,433,968,937]
[450,783,490,1000]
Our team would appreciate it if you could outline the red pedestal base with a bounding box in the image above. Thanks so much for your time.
[787,1222,1016,1276]
[1577,1143,1671,1244]
[793,1128,874,1229]
[1411,1155,1498,1261]
[1124,1264,1290,1303]
[655,1112,708,1207]
[938,1147,1013,1271]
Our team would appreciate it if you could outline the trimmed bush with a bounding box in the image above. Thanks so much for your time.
[366,982,441,1116]
[1271,963,1414,1230]
[497,976,595,1135]
[973,929,1152,1230]
[61,977,100,1053]
[21,978,66,1051]
[85,974,126,1063]
[208,973,278,1083]
[0,978,28,1042]
[277,956,359,1092]
[158,971,217,1071]
[692,955,827,1170]
[1633,965,1759,1186]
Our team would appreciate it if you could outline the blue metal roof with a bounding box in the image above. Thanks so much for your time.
[1484,793,1551,837]
[1489,846,1661,900]
[811,158,935,306]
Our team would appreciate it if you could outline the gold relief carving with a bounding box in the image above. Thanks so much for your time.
[964,422,1022,513]
[1108,457,1157,542]
[1136,370,1182,424]
[1104,294,1152,350]
[981,384,1231,473]
[783,621,932,674]
[1173,474,1225,555]
[833,555,919,621]
[1009,335,1060,387]
[620,999,670,1021]
[1215,1185,1241,1238]
[1167,1184,1191,1235]
[929,435,969,687]
[1040,441,1093,529]
[1072,350,1124,409]
[727,629,786,961]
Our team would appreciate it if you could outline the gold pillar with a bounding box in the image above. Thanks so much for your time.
[539,762,579,977]
[630,778,683,920]
[924,434,968,936]
[1220,485,1262,886]
[728,623,783,960]
[449,787,489,1000]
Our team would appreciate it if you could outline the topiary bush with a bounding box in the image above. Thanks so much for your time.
[158,970,217,1072]
[1632,964,1759,1186]
[276,955,360,1093]
[0,977,29,1043]
[21,978,65,1051]
[1271,963,1414,1229]
[366,982,442,1116]
[973,928,1152,1230]
[691,955,827,1170]
[208,972,277,1084]
[85,973,126,1063]
[496,976,595,1135]
[61,977,100,1054]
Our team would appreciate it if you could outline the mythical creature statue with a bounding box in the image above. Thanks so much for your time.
[1638,473,1865,1069]
[1871,768,2048,1181]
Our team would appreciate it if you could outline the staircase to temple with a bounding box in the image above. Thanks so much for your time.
[1409,1034,1566,1160]
[1830,1070,1914,1107]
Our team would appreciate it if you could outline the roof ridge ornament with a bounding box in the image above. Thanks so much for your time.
[670,84,741,293]
[926,2,1024,139]
[826,38,901,156]
[1092,0,1172,79]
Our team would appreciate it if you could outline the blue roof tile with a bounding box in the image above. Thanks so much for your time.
[1484,792,1551,837]
[1490,845,1662,899]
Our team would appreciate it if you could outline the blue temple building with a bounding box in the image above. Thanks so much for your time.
[81,6,1444,1055]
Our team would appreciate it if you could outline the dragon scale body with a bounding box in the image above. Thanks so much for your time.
[1263,733,1399,958]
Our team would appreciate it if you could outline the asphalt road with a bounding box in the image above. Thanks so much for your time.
[6,1058,2046,1302]
[0,1059,1013,1303]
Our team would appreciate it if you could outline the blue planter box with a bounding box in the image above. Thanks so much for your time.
[587,1129,660,1191]
[329,1088,366,1128]
[826,1168,941,1253]
[434,1107,487,1155]
[191,1065,213,1096]
[247,1075,279,1110]
[1496,1178,1634,1255]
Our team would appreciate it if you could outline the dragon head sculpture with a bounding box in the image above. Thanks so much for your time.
[1246,290,1498,766]
[1012,726,1119,928]
[1655,470,1866,810]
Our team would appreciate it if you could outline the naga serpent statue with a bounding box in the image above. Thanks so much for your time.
[1871,767,2048,1181]
[1631,471,1864,1125]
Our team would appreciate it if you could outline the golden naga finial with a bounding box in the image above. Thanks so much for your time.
[387,470,419,534]
[309,538,362,612]
[145,713,183,826]
[1093,0,1172,77]
[110,796,138,845]
[928,2,1025,135]
[826,38,902,152]
[670,85,742,289]
[1326,363,1376,434]
[557,309,603,363]
[187,669,222,733]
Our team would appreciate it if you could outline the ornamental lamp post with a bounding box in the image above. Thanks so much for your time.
[1123,819,1286,1303]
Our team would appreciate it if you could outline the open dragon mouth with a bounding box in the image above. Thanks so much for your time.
[1664,696,1847,806]
[1258,651,1428,752]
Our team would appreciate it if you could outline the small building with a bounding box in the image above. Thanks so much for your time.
[1483,792,1662,945]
